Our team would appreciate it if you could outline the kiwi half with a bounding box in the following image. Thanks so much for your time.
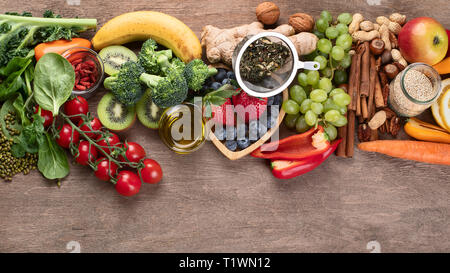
[136,89,164,129]
[98,45,138,76]
[98,93,136,131]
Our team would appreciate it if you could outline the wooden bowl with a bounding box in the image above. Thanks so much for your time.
[209,89,288,160]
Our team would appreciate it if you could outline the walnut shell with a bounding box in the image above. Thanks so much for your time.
[256,2,280,25]
[288,13,314,33]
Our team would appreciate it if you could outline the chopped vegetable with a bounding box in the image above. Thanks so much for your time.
[0,11,97,68]
[139,70,188,108]
[271,139,341,179]
[184,59,217,91]
[251,126,331,160]
[138,39,173,75]
[358,140,450,166]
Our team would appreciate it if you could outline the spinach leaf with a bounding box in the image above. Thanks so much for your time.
[0,97,22,139]
[33,53,75,115]
[13,94,30,126]
[11,114,45,158]
[38,132,69,180]
[0,50,35,101]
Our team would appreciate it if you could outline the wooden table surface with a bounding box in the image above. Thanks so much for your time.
[1,0,449,253]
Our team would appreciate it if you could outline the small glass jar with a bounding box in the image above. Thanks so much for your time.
[388,63,441,117]
[158,103,206,154]
[61,47,104,99]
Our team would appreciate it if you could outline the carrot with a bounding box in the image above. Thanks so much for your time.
[433,56,450,75]
[35,38,92,61]
[358,140,450,166]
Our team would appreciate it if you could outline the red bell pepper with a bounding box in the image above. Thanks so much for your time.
[251,126,330,160]
[270,139,342,179]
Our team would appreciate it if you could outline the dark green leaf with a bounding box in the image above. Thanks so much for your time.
[38,132,69,180]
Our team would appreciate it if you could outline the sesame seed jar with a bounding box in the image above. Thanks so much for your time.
[388,63,441,117]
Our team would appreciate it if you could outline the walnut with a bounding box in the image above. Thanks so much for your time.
[289,13,314,33]
[358,124,371,142]
[389,117,400,136]
[256,2,280,25]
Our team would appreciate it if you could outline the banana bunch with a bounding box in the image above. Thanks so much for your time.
[92,11,202,63]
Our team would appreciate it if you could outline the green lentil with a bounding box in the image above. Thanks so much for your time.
[0,110,37,181]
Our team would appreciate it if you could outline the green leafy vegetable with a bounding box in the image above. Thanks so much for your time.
[33,53,75,115]
[0,11,97,67]
[11,113,44,157]
[0,50,34,101]
[37,132,69,180]
[12,94,30,126]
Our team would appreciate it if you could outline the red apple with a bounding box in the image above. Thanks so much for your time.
[398,17,448,65]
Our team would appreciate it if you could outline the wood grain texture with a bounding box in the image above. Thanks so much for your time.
[1,0,450,253]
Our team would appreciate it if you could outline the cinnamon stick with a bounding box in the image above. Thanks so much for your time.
[356,93,361,116]
[336,112,348,157]
[360,42,370,97]
[346,110,356,157]
[374,72,385,108]
[348,54,358,111]
[368,55,377,118]
[361,96,369,119]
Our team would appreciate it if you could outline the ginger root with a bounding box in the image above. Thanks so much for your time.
[289,32,318,56]
[201,22,318,65]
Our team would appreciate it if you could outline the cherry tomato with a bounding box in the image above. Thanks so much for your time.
[139,158,163,184]
[56,124,80,149]
[96,132,121,155]
[118,142,146,163]
[64,96,89,122]
[34,106,53,128]
[75,141,97,166]
[115,171,141,197]
[94,158,118,181]
[78,117,102,139]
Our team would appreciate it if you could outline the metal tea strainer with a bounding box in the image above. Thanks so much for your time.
[232,32,320,98]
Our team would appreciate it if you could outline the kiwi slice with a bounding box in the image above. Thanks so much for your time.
[98,45,138,76]
[98,93,136,131]
[136,89,164,129]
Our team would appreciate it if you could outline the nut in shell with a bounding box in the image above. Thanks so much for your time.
[256,2,280,25]
[289,13,314,33]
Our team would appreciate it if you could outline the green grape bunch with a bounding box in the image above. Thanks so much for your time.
[282,11,354,141]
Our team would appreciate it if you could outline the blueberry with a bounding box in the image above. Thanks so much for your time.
[221,78,231,85]
[267,113,278,129]
[210,82,222,90]
[214,126,226,140]
[249,120,259,141]
[226,126,236,140]
[236,123,247,140]
[267,96,275,106]
[225,140,237,151]
[215,69,227,82]
[237,138,251,149]
[258,123,268,137]
[272,94,282,107]
[226,71,236,80]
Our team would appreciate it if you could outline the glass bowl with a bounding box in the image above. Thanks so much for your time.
[61,47,104,98]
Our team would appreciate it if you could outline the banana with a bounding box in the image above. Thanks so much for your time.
[92,11,202,63]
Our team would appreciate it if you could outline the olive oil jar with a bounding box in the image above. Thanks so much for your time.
[158,103,206,154]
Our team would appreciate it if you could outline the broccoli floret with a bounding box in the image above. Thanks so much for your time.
[104,61,145,106]
[138,39,173,75]
[140,69,188,108]
[184,59,217,91]
[0,11,97,67]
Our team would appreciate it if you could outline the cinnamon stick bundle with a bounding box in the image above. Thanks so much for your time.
[336,112,348,157]
[361,97,368,119]
[348,54,358,111]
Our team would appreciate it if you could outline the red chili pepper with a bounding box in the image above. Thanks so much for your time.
[251,126,331,160]
[270,139,342,179]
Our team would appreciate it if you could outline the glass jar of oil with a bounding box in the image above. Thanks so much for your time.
[158,103,205,154]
